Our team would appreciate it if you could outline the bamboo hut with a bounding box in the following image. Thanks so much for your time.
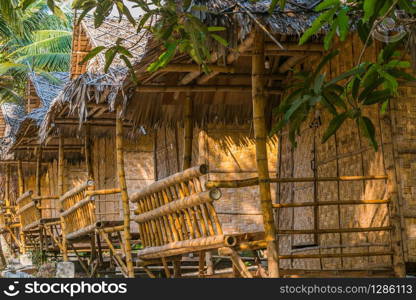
[0,102,25,255]
[37,15,152,277]
[101,0,413,278]
[9,72,70,256]
[1,0,415,279]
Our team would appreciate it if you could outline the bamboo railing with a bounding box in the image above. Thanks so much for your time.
[206,174,401,275]
[16,191,60,232]
[131,165,224,260]
[59,180,122,240]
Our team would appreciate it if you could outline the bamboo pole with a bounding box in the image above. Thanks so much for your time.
[5,164,10,212]
[135,85,282,94]
[35,147,42,197]
[183,92,193,170]
[116,106,134,278]
[84,125,94,180]
[58,135,68,261]
[252,27,279,278]
[17,160,24,196]
[205,175,388,189]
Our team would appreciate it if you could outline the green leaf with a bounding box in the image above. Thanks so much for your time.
[211,34,228,47]
[363,0,377,23]
[80,46,106,65]
[358,116,378,150]
[207,27,226,32]
[337,8,349,41]
[362,89,391,105]
[322,112,348,143]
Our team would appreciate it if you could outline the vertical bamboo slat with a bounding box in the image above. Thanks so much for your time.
[85,125,94,180]
[183,92,193,170]
[116,106,135,278]
[58,135,68,261]
[252,27,279,278]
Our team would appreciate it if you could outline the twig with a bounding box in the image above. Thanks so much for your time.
[235,1,285,50]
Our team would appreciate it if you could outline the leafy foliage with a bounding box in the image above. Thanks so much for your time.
[274,43,413,150]
[0,0,72,103]
[72,0,228,74]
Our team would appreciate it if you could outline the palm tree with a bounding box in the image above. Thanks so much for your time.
[0,0,72,103]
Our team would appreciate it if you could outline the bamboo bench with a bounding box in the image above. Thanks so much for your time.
[59,180,122,240]
[131,165,229,261]
[16,191,60,232]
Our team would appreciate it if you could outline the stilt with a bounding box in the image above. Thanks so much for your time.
[0,235,7,268]
[17,160,26,254]
[58,135,68,261]
[115,106,135,278]
[252,26,280,278]
[198,251,206,277]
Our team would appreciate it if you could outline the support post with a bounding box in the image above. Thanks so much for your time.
[35,147,42,197]
[183,92,193,170]
[58,135,68,261]
[252,26,279,278]
[116,106,135,278]
[84,125,94,180]
[5,164,10,213]
[17,159,26,254]
[17,160,24,196]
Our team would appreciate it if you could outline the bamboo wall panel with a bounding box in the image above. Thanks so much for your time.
[277,35,394,271]
[90,136,155,234]
[0,109,5,137]
[155,124,278,235]
[201,125,278,235]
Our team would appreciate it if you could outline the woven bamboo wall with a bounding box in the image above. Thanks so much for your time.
[70,23,92,79]
[277,35,394,271]
[155,125,278,235]
[92,135,154,233]
[391,79,416,263]
[0,109,6,137]
[26,80,41,113]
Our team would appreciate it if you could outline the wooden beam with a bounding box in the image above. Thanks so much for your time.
[262,42,324,51]
[252,27,279,278]
[116,106,135,278]
[241,50,322,57]
[136,85,282,94]
[161,64,235,73]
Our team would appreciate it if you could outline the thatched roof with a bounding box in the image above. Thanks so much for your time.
[39,0,323,140]
[39,14,150,141]
[0,103,25,160]
[81,15,148,75]
[9,73,69,159]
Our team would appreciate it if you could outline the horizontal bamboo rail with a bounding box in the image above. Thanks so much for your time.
[66,224,96,240]
[133,189,221,223]
[130,165,208,203]
[205,175,388,189]
[60,196,94,218]
[137,235,226,260]
[59,180,94,204]
[16,191,33,205]
[277,226,392,235]
[15,202,36,215]
[279,251,393,260]
[85,188,121,196]
[272,199,390,208]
